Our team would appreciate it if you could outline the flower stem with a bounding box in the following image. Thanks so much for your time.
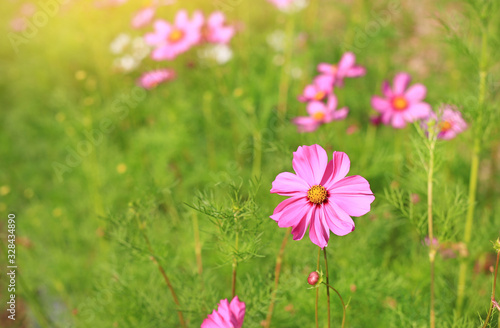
[202,92,216,170]
[263,227,291,328]
[324,283,346,328]
[277,13,295,122]
[457,22,488,316]
[231,214,239,299]
[134,214,186,328]
[323,247,331,328]
[316,247,321,328]
[192,211,203,288]
[427,133,437,328]
[482,250,499,328]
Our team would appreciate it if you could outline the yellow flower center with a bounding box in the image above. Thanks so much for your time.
[312,112,325,121]
[307,185,328,205]
[314,91,326,101]
[439,121,452,132]
[168,29,184,43]
[391,96,408,111]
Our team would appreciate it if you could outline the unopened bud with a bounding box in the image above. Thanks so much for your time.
[307,271,322,287]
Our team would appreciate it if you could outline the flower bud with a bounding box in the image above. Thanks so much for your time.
[494,238,500,252]
[307,271,322,287]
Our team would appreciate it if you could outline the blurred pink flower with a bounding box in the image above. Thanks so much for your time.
[371,72,431,129]
[292,95,348,133]
[145,10,203,60]
[137,69,176,89]
[270,145,375,248]
[317,52,366,87]
[298,75,334,102]
[10,17,27,32]
[132,7,156,29]
[20,3,37,16]
[425,106,468,140]
[202,12,235,44]
[201,296,245,328]
[267,0,294,9]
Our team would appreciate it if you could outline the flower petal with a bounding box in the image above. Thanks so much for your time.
[323,201,355,236]
[338,52,355,72]
[403,102,432,121]
[405,83,427,103]
[391,113,407,128]
[371,96,391,112]
[270,196,305,222]
[292,145,329,185]
[321,151,351,189]
[292,117,321,133]
[291,205,314,241]
[275,197,311,228]
[382,81,393,98]
[271,172,309,196]
[306,101,326,116]
[309,206,330,248]
[329,175,375,216]
[393,72,411,95]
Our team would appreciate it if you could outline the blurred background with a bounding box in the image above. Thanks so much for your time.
[1,0,499,327]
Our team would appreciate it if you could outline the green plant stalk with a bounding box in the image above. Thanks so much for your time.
[277,14,295,122]
[134,214,187,328]
[192,211,203,281]
[482,250,499,328]
[252,130,262,178]
[456,25,488,315]
[202,92,217,170]
[427,134,437,328]
[231,215,239,298]
[324,247,331,328]
[316,247,321,328]
[263,227,291,328]
[325,284,346,328]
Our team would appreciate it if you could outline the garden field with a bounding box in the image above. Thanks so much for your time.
[1,0,499,327]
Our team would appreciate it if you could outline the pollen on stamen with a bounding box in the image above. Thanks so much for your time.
[392,96,408,111]
[307,185,328,204]
[168,29,185,43]
[314,91,326,101]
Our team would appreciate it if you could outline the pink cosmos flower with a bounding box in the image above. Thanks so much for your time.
[145,10,203,61]
[201,296,246,328]
[270,145,375,248]
[298,75,334,103]
[267,0,294,9]
[371,72,431,129]
[132,7,156,29]
[137,69,176,89]
[202,12,235,44]
[292,95,348,133]
[317,52,366,87]
[425,106,468,140]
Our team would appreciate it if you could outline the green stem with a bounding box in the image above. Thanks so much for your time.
[263,227,291,328]
[202,92,216,170]
[323,247,331,328]
[324,284,347,328]
[192,211,203,285]
[457,23,488,316]
[482,250,499,328]
[252,130,262,178]
[133,213,186,328]
[316,247,321,328]
[277,14,295,122]
[231,214,239,298]
[427,133,437,328]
